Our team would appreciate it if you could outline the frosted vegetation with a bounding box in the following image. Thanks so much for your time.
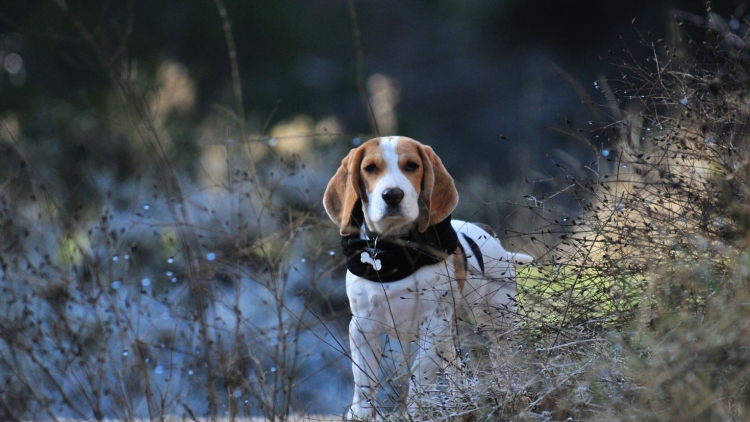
[2,3,750,421]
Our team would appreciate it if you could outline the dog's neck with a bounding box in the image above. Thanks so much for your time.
[341,202,459,282]
[360,219,414,240]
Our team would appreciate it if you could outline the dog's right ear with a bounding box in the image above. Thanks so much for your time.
[323,146,365,235]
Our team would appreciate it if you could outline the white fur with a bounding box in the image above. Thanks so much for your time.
[347,259,460,418]
[452,220,533,334]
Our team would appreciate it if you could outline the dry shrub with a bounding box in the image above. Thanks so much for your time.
[479,10,750,421]
[0,3,354,421]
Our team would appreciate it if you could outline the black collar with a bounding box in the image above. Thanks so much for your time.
[341,203,459,282]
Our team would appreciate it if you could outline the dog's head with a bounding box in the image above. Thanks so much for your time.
[323,136,458,236]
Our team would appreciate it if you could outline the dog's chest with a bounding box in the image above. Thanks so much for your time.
[346,258,457,339]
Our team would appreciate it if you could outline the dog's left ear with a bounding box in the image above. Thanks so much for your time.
[417,144,458,232]
[323,146,366,235]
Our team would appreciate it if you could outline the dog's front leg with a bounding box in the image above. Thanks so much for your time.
[348,317,382,419]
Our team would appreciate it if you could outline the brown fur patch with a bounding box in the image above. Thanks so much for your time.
[453,246,466,292]
[395,137,425,196]
[357,140,384,198]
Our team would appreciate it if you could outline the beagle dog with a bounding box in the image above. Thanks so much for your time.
[324,136,532,419]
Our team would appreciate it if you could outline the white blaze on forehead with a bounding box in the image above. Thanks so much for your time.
[380,137,401,174]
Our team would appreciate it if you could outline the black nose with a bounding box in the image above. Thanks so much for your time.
[382,188,404,207]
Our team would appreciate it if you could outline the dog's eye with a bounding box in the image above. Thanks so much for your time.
[364,163,378,174]
[404,161,419,172]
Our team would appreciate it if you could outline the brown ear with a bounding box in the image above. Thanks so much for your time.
[417,144,458,232]
[323,146,365,235]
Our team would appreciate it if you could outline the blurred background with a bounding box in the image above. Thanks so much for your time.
[1,0,731,223]
[0,0,742,419]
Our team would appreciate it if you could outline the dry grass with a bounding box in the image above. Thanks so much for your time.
[63,418,344,422]
[483,9,750,421]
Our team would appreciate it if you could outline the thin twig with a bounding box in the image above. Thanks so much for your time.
[347,0,380,136]
[213,0,264,200]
